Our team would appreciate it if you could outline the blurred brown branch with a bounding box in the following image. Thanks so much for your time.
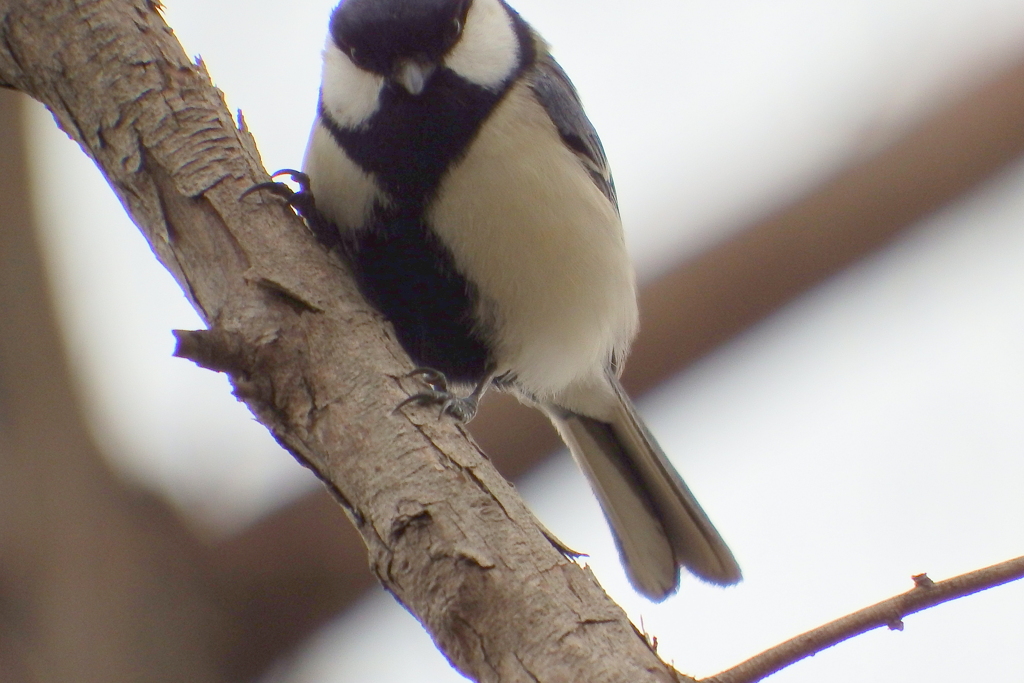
[703,555,1024,683]
[0,86,225,683]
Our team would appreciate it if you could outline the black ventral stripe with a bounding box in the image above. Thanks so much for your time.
[318,73,497,207]
[312,6,539,386]
[345,211,493,385]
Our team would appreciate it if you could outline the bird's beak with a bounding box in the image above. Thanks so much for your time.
[394,59,436,96]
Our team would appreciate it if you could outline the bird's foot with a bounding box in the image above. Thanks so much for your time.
[241,169,339,249]
[241,168,315,214]
[396,368,481,423]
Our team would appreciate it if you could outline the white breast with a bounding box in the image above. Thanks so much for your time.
[302,121,388,232]
[426,79,639,403]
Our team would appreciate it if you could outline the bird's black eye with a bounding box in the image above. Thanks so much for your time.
[347,46,361,66]
[450,17,463,39]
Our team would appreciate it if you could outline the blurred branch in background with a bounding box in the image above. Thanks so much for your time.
[3,29,1024,683]
[0,88,225,683]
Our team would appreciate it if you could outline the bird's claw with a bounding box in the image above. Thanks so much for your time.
[241,169,341,249]
[396,368,480,422]
[396,390,479,422]
[241,169,318,218]
[405,367,449,391]
[240,169,310,200]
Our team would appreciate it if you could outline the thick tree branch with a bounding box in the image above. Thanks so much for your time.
[0,0,689,680]
[704,556,1024,683]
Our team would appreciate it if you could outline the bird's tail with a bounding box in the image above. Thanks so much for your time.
[545,375,740,601]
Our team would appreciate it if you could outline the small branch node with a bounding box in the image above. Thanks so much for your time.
[912,572,935,588]
[172,327,252,376]
[255,276,323,314]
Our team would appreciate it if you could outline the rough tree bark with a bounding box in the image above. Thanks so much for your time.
[0,0,683,681]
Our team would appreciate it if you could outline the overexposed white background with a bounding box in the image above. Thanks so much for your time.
[25,0,1024,680]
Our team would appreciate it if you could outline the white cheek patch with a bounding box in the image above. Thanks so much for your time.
[319,39,384,129]
[302,122,388,231]
[444,0,520,89]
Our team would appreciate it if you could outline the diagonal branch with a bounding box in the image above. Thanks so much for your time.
[704,555,1024,683]
[0,0,685,681]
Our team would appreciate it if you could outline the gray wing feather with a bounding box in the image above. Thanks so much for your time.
[529,53,618,208]
[544,374,742,600]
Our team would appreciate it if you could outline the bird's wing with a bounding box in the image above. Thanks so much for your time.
[529,52,618,209]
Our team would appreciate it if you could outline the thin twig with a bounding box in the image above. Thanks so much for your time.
[703,555,1024,683]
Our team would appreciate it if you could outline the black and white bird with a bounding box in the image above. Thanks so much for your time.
[284,0,741,600]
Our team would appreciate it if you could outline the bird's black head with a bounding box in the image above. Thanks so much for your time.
[330,0,472,80]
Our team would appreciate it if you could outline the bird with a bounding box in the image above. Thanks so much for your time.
[260,0,741,600]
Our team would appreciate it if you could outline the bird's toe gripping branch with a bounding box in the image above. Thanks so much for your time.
[242,169,340,250]
[396,367,484,423]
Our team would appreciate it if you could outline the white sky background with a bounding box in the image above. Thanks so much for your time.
[24,0,1024,680]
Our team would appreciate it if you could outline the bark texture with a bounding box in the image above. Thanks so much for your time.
[0,0,682,680]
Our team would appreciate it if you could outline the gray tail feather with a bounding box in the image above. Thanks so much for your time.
[546,377,740,600]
